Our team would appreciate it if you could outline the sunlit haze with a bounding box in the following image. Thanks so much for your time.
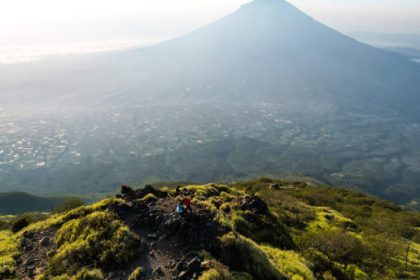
[0,0,419,63]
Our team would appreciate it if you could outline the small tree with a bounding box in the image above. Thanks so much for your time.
[300,230,367,269]
[362,234,402,278]
[53,198,84,214]
[11,215,30,233]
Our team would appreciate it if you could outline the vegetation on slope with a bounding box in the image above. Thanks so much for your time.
[0,178,419,280]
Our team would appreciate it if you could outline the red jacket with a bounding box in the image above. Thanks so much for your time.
[183,197,191,207]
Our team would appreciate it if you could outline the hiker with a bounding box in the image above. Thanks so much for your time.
[183,196,192,213]
[175,185,181,196]
[176,199,184,214]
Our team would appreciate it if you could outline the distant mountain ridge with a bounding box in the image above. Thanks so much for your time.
[102,0,420,114]
[0,192,73,214]
[2,0,419,114]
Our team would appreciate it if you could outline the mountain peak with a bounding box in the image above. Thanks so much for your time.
[242,0,290,9]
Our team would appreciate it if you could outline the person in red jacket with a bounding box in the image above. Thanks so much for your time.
[183,196,192,213]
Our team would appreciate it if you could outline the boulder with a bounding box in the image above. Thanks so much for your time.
[270,183,281,190]
[121,185,134,195]
[136,185,168,199]
[152,266,164,277]
[240,195,269,215]
[177,271,189,280]
[186,257,201,275]
[38,237,50,247]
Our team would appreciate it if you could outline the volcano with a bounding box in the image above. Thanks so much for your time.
[2,0,420,115]
[100,0,420,114]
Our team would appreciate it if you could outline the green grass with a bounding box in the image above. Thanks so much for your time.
[41,210,142,278]
[261,246,315,280]
[1,180,420,279]
[128,266,144,280]
[23,198,124,233]
[199,268,252,280]
[306,206,357,233]
[0,230,20,278]
[219,233,286,280]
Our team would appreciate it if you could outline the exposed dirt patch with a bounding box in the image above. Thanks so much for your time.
[14,186,228,280]
[109,194,228,279]
[15,227,57,280]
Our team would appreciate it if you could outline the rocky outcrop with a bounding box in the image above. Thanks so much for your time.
[240,195,269,215]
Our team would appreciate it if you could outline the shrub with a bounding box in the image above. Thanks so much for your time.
[219,233,286,280]
[362,234,402,278]
[261,245,315,280]
[199,268,252,280]
[74,268,104,280]
[53,198,84,214]
[160,187,170,193]
[140,193,157,203]
[48,268,104,280]
[9,212,48,233]
[10,216,29,233]
[0,220,9,231]
[231,210,293,249]
[299,230,367,268]
[44,211,142,277]
[0,231,20,277]
[128,266,144,280]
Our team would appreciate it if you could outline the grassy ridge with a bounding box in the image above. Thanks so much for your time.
[0,179,419,279]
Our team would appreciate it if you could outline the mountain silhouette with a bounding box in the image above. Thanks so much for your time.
[101,0,420,114]
[1,0,419,115]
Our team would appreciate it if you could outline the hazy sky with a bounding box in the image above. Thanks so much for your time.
[0,0,419,63]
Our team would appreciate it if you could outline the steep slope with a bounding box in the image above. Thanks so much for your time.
[1,180,419,280]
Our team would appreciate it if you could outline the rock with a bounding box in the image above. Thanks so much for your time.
[152,266,164,277]
[147,233,159,239]
[22,258,34,267]
[270,183,281,190]
[23,231,33,238]
[175,261,187,273]
[144,184,154,191]
[35,267,44,275]
[135,184,168,199]
[28,264,35,269]
[200,261,212,270]
[178,271,189,280]
[343,220,358,231]
[186,257,201,274]
[39,237,50,247]
[240,195,269,214]
[120,185,140,201]
[23,244,33,252]
[161,214,185,237]
[121,185,134,195]
[325,214,334,221]
[108,202,132,217]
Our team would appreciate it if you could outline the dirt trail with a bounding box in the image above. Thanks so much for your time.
[14,187,227,280]
[114,196,226,279]
[16,228,56,280]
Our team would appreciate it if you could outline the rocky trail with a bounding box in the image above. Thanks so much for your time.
[15,185,228,280]
[16,228,57,279]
